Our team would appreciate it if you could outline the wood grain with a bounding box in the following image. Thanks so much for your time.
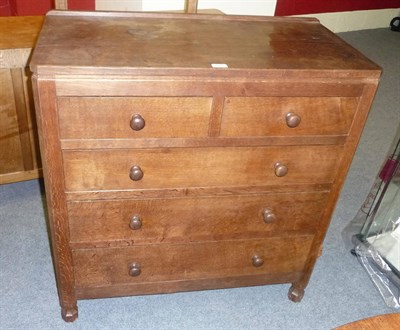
[73,236,314,287]
[31,78,77,320]
[335,313,400,330]
[57,97,212,139]
[11,68,34,171]
[30,12,380,74]
[64,183,332,202]
[286,82,381,295]
[0,69,23,176]
[55,78,367,97]
[68,192,329,247]
[220,97,358,137]
[0,67,42,184]
[0,16,42,184]
[0,16,43,50]
[60,136,347,150]
[76,272,302,299]
[62,146,343,191]
[30,11,381,321]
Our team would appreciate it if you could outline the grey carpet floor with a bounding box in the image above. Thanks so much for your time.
[1,28,399,330]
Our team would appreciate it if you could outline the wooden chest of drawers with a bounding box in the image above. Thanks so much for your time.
[30,11,381,322]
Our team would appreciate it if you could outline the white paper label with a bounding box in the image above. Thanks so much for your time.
[211,63,229,68]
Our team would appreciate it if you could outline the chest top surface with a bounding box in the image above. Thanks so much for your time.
[30,10,380,78]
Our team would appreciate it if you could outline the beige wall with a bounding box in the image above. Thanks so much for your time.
[298,8,400,32]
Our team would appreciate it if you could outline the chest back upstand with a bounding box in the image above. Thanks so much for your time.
[30,11,381,322]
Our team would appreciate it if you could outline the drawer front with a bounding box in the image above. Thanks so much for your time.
[57,97,213,139]
[73,236,314,287]
[63,146,342,191]
[220,97,357,137]
[68,192,329,245]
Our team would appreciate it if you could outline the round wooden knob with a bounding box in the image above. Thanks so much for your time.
[129,165,143,181]
[285,112,301,128]
[129,215,142,230]
[128,262,141,277]
[263,209,277,223]
[130,114,145,131]
[252,255,264,267]
[274,163,288,177]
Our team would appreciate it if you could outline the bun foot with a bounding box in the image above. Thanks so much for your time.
[61,306,78,322]
[288,285,305,302]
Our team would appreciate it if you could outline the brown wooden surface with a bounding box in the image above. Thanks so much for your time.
[58,97,212,139]
[68,192,328,248]
[31,78,77,321]
[286,81,381,296]
[335,313,400,330]
[0,70,22,176]
[62,146,342,191]
[220,97,357,137]
[30,11,381,321]
[0,16,43,184]
[76,272,301,300]
[0,67,42,184]
[0,16,43,50]
[73,235,313,287]
[30,11,381,77]
[57,96,358,140]
[55,78,367,96]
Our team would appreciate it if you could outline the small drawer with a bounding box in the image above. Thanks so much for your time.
[62,145,342,191]
[57,97,213,139]
[68,192,329,246]
[220,97,357,137]
[73,235,314,287]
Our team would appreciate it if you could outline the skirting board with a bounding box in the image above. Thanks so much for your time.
[296,8,400,33]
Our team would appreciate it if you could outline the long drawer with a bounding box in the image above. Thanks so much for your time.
[63,146,342,191]
[73,235,314,287]
[68,192,329,246]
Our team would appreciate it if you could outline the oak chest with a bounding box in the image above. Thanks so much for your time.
[30,11,381,322]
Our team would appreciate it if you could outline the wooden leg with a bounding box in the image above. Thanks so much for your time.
[288,284,305,302]
[61,306,78,322]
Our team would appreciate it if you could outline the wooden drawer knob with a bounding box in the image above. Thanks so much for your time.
[263,209,277,223]
[130,114,145,131]
[129,165,143,181]
[252,255,264,267]
[128,262,141,277]
[286,112,301,128]
[274,163,288,177]
[129,215,142,230]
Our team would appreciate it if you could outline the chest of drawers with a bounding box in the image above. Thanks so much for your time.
[30,11,381,322]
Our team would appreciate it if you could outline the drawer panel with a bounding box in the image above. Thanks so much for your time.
[68,192,329,245]
[73,236,314,287]
[57,97,213,139]
[220,97,357,137]
[63,146,342,191]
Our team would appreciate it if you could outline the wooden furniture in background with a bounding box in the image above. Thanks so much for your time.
[335,313,400,330]
[30,10,381,322]
[0,16,43,184]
